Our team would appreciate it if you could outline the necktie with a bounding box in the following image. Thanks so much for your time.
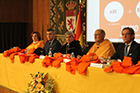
[124,45,129,56]
[47,42,51,54]
[49,41,51,46]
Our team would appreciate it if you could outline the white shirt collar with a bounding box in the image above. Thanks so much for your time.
[125,41,133,46]
[33,41,38,44]
[49,38,55,45]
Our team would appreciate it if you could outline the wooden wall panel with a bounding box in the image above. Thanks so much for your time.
[0,0,28,22]
[26,0,33,45]
[0,0,50,48]
[33,0,50,44]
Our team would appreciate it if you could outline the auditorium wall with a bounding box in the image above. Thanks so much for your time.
[0,0,119,53]
[0,0,33,52]
[0,0,50,52]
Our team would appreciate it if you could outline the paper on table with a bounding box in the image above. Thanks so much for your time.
[39,55,45,59]
[63,59,70,63]
[90,63,103,68]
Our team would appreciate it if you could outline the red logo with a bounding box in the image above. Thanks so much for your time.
[67,18,74,30]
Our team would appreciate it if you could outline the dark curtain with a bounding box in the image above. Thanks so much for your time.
[0,23,27,53]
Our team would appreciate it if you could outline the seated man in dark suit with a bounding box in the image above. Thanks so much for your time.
[43,28,62,56]
[111,27,140,65]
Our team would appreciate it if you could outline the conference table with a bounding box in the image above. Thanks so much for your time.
[0,53,140,93]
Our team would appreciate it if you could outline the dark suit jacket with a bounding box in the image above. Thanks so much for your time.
[111,41,140,65]
[43,38,62,55]
[61,40,82,57]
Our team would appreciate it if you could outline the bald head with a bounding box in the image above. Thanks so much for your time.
[94,29,105,43]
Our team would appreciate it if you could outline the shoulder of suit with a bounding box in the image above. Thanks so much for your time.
[114,43,124,50]
[51,39,61,47]
[62,43,67,47]
[131,41,140,48]
[132,41,139,45]
[54,39,61,44]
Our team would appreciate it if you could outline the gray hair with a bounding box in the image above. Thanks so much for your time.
[65,31,74,37]
[47,28,55,34]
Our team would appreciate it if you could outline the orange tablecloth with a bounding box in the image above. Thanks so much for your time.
[0,53,140,93]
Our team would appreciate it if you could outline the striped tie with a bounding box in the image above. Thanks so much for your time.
[124,45,129,56]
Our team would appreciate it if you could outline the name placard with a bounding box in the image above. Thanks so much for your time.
[39,55,45,59]
[90,63,103,68]
[63,59,70,63]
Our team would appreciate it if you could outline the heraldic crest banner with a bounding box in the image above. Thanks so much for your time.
[66,1,77,32]
[50,0,86,45]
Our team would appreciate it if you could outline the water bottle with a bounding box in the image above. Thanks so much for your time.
[107,56,111,65]
[24,48,29,54]
[48,51,52,57]
[27,48,29,54]
[48,48,52,57]
[40,50,44,56]
[99,57,102,63]
[71,52,75,58]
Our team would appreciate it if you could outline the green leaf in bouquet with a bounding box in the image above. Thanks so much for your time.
[45,83,55,92]
[25,72,54,93]
[47,79,54,83]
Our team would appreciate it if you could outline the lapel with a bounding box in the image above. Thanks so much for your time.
[127,41,135,56]
[121,44,125,57]
[50,38,56,48]
[46,41,50,52]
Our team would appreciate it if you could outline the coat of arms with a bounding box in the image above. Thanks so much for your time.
[66,1,76,32]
